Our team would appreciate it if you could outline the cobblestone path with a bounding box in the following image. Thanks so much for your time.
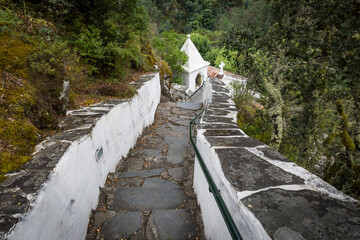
[86,101,205,240]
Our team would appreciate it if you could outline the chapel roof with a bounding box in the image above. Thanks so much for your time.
[180,35,210,73]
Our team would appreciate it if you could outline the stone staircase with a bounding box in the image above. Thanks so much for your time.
[86,101,205,240]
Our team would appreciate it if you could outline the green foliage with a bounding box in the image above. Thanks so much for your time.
[142,0,236,32]
[74,26,105,74]
[230,79,273,145]
[29,40,70,77]
[190,33,211,57]
[237,109,273,145]
[153,31,188,77]
[229,81,253,109]
[224,0,360,198]
[0,7,22,33]
[172,76,183,85]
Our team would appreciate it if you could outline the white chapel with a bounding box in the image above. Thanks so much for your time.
[180,35,210,92]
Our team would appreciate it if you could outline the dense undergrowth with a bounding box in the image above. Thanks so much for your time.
[0,0,188,181]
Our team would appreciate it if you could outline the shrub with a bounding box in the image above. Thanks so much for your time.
[74,26,106,75]
[0,8,22,33]
[153,31,188,80]
[28,40,70,78]
[229,80,253,109]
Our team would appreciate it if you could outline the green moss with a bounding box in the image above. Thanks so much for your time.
[336,100,348,128]
[0,35,33,78]
[341,130,356,152]
[158,59,172,82]
[336,100,355,152]
[0,51,40,181]
[0,152,31,181]
[324,132,338,145]
[0,118,39,180]
[0,118,39,151]
[143,44,157,71]
[324,161,343,183]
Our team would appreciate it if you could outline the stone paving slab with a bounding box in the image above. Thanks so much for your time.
[100,211,143,240]
[165,137,190,164]
[0,191,29,215]
[208,103,236,110]
[22,142,70,169]
[105,178,143,188]
[147,209,197,240]
[168,167,189,182]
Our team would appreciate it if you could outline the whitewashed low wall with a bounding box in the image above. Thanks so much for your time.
[193,136,271,240]
[8,73,161,240]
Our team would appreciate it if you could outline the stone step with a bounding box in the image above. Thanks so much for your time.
[177,102,202,110]
[114,168,165,179]
[142,177,180,189]
[105,187,187,211]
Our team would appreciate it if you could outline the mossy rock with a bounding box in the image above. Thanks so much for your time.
[158,59,172,82]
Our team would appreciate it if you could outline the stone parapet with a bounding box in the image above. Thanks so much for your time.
[0,73,161,240]
[193,77,360,240]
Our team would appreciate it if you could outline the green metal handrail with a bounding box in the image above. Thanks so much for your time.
[189,106,243,240]
[186,78,205,100]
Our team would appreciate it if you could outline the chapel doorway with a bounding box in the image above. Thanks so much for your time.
[195,72,203,88]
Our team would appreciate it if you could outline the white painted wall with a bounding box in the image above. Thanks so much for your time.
[187,76,212,105]
[194,132,271,240]
[193,77,271,240]
[182,65,209,92]
[8,73,161,240]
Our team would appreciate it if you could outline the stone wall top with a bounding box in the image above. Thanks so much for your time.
[196,75,360,239]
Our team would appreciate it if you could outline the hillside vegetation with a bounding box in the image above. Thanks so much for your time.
[1,0,359,199]
[0,0,187,180]
[142,0,360,199]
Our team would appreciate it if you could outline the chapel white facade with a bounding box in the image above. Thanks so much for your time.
[180,35,210,92]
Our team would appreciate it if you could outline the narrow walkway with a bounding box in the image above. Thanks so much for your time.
[86,101,205,240]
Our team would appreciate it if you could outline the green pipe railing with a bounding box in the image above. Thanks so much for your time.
[186,79,205,100]
[189,106,243,240]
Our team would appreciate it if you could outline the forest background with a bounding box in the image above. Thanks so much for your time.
[0,0,359,199]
